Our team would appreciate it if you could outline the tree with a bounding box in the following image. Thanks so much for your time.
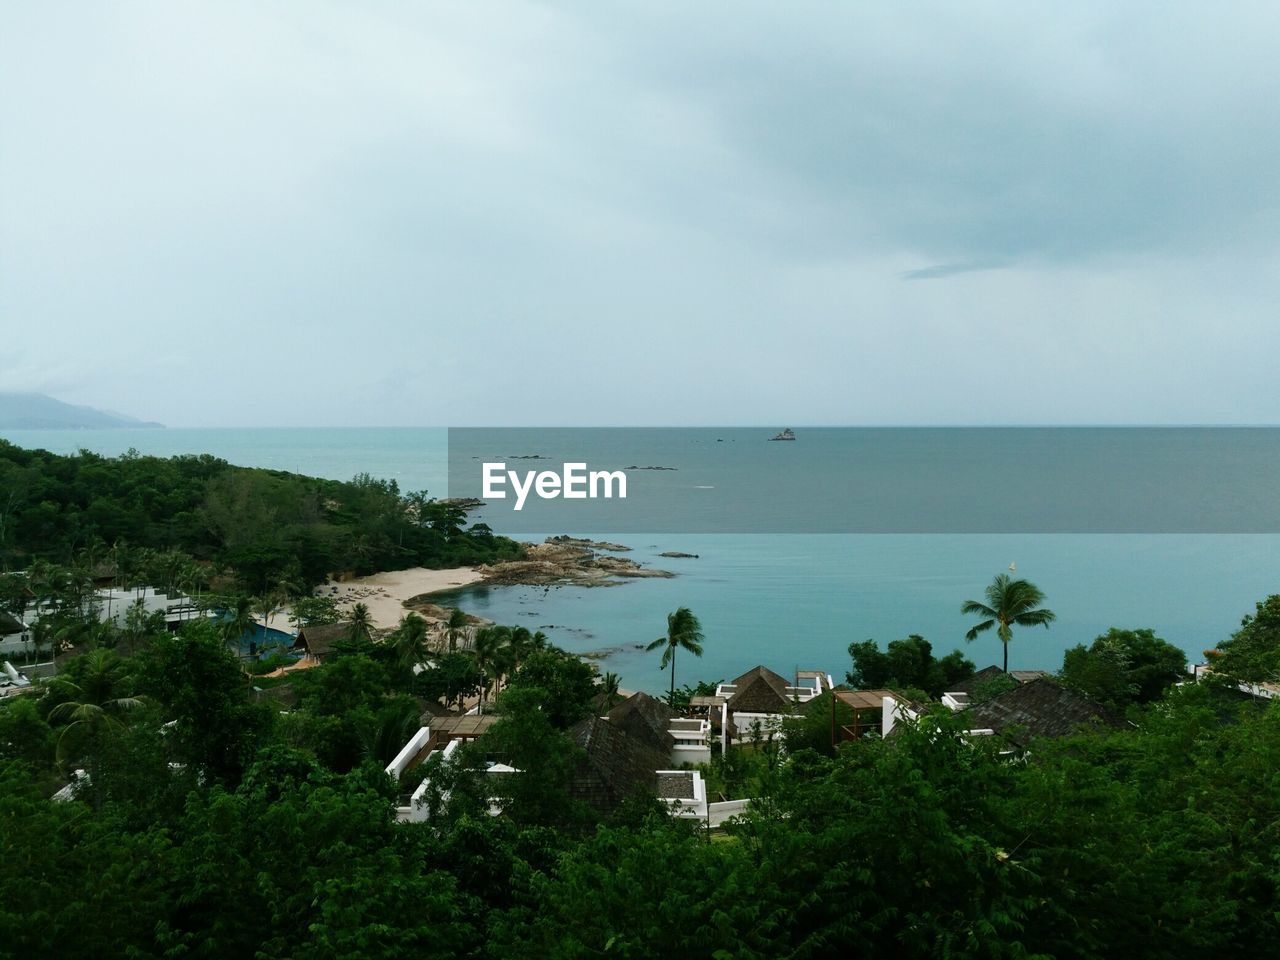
[1060,628,1188,710]
[962,573,1056,672]
[222,595,255,648]
[347,602,373,643]
[289,595,339,630]
[415,653,484,711]
[472,625,513,711]
[1210,594,1280,683]
[599,671,622,710]
[387,614,431,687]
[646,607,704,697]
[467,685,592,830]
[445,607,469,654]
[252,593,279,645]
[46,649,146,770]
[141,621,273,786]
[846,635,974,698]
[506,649,598,729]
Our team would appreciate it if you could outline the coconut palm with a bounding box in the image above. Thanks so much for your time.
[390,614,431,677]
[47,649,146,766]
[445,607,469,654]
[647,607,705,697]
[472,625,512,711]
[962,573,1057,673]
[600,671,622,709]
[222,596,256,649]
[348,602,373,642]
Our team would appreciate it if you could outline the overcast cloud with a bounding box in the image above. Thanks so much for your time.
[2,1,1278,426]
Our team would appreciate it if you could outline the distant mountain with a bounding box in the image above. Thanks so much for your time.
[0,393,164,430]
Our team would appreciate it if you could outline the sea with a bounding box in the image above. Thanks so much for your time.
[4,426,1278,694]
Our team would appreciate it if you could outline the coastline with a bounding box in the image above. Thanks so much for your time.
[322,566,488,629]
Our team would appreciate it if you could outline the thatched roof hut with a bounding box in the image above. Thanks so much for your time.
[292,622,355,662]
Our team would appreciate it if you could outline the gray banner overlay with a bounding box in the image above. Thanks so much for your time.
[446,427,1280,534]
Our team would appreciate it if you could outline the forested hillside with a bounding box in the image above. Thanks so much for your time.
[0,441,521,590]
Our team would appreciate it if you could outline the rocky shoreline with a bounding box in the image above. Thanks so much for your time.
[477,537,675,588]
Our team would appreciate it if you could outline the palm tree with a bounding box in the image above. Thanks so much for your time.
[47,649,146,770]
[472,625,512,712]
[348,602,373,643]
[600,671,622,710]
[962,573,1056,673]
[445,607,469,654]
[646,607,705,698]
[222,596,256,650]
[390,614,431,677]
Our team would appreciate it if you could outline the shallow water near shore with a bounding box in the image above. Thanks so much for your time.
[5,426,1278,693]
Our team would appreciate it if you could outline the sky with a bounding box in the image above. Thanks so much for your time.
[2,1,1279,427]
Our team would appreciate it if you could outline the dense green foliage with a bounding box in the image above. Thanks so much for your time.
[0,440,521,590]
[5,633,1279,959]
[846,633,975,698]
[5,514,1280,958]
[1059,627,1189,710]
[1212,593,1280,682]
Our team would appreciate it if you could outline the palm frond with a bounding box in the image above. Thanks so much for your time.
[964,619,995,642]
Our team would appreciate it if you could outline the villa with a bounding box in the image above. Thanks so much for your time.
[702,665,835,748]
[91,587,211,632]
[835,672,1126,746]
[388,706,723,825]
[606,691,713,766]
[0,611,30,659]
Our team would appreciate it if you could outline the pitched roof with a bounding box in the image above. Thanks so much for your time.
[966,678,1127,747]
[567,716,669,813]
[1009,670,1050,683]
[948,665,1006,694]
[292,622,354,658]
[726,666,794,715]
[606,692,675,753]
[730,664,790,688]
[0,611,25,635]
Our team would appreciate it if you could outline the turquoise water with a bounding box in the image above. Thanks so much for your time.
[5,427,1279,692]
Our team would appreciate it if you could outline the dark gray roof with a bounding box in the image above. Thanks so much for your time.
[729,664,790,688]
[948,665,1006,694]
[567,716,669,814]
[966,678,1127,747]
[1009,670,1050,683]
[0,611,25,635]
[656,772,696,800]
[726,666,794,715]
[607,692,675,753]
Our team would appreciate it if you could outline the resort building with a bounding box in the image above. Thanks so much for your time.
[706,665,835,749]
[606,691,713,766]
[91,587,211,631]
[389,709,721,824]
[0,611,30,659]
[835,673,1125,747]
[1187,661,1280,701]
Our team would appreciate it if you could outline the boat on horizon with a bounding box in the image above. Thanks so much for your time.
[768,428,796,441]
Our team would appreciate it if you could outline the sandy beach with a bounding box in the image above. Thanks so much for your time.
[320,567,486,629]
[256,566,486,636]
